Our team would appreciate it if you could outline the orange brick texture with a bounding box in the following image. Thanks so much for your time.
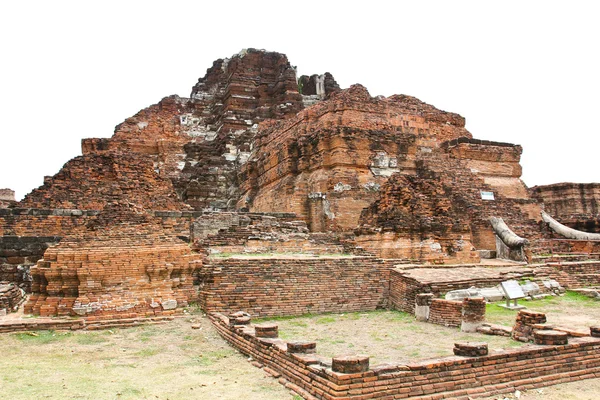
[531,183,600,233]
[23,203,202,320]
[239,84,471,232]
[199,257,389,317]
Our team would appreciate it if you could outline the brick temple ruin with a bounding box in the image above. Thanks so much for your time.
[1,48,600,398]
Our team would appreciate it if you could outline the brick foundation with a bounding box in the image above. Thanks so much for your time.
[0,315,175,334]
[210,312,600,400]
[23,203,202,320]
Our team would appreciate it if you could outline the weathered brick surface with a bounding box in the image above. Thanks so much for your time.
[453,342,488,357]
[199,257,389,317]
[512,310,547,342]
[0,189,16,208]
[19,152,185,211]
[357,147,544,258]
[80,49,307,212]
[192,212,365,256]
[0,315,175,333]
[534,261,600,288]
[534,330,568,345]
[239,84,472,232]
[357,170,480,263]
[0,236,59,291]
[0,282,24,312]
[531,183,600,233]
[428,299,463,327]
[24,203,202,320]
[443,138,528,199]
[210,312,600,400]
[531,238,600,256]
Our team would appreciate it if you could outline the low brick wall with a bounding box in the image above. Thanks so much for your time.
[0,315,176,333]
[389,270,424,314]
[199,257,389,317]
[210,312,600,399]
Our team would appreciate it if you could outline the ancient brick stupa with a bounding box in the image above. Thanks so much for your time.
[24,202,201,320]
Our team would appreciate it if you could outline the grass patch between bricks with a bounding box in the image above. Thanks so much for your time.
[485,290,600,329]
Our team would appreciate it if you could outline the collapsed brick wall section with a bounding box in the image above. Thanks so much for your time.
[199,257,389,317]
[210,312,600,400]
[0,236,60,291]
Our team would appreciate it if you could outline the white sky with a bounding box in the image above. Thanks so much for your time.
[1,1,598,200]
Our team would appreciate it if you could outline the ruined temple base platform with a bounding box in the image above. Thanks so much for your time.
[394,262,534,288]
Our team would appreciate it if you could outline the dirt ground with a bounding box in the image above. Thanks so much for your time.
[480,378,600,400]
[257,311,524,365]
[1,293,598,400]
[0,308,297,400]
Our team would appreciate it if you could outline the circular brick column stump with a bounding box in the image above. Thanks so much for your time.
[453,342,488,357]
[534,330,568,345]
[332,355,370,373]
[591,326,600,337]
[512,310,548,342]
[255,323,278,338]
[287,341,316,354]
[517,310,547,325]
